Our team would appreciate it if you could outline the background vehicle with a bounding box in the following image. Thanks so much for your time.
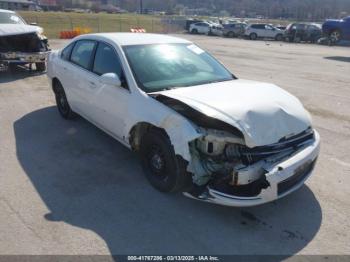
[208,23,223,36]
[223,23,247,38]
[185,18,203,32]
[189,22,211,34]
[0,9,49,72]
[284,23,322,43]
[244,24,284,40]
[47,33,320,207]
[322,16,350,42]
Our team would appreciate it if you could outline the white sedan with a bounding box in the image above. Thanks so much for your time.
[47,33,320,207]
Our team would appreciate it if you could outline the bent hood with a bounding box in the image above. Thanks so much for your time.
[156,79,312,148]
[0,24,42,37]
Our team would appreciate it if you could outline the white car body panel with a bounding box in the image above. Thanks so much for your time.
[0,9,43,36]
[245,25,283,39]
[0,24,42,36]
[154,79,312,148]
[47,33,320,207]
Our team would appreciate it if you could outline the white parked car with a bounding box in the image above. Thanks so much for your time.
[189,22,223,36]
[245,23,284,40]
[190,22,211,34]
[47,33,320,207]
[0,9,49,71]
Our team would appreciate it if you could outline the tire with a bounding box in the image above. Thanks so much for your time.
[275,34,283,41]
[139,129,192,193]
[249,33,257,40]
[330,30,341,42]
[227,31,235,38]
[36,62,46,72]
[191,29,198,34]
[53,80,77,119]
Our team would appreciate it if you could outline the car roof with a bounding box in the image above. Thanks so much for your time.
[0,9,15,14]
[77,33,191,46]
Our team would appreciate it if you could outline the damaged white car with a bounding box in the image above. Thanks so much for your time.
[0,9,49,72]
[47,33,320,207]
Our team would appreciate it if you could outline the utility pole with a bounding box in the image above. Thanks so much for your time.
[140,0,143,14]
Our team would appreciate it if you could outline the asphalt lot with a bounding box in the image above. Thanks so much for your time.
[0,35,349,257]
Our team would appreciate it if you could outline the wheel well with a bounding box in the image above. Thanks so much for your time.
[128,122,169,152]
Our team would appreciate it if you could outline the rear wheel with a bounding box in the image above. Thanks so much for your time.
[36,62,46,72]
[249,33,257,40]
[139,129,192,193]
[275,34,283,41]
[53,81,77,119]
[227,31,235,38]
[191,29,198,34]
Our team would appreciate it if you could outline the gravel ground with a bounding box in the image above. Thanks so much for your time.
[0,35,349,258]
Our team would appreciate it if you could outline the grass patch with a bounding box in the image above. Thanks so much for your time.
[18,11,166,38]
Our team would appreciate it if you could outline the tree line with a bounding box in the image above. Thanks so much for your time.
[59,0,350,20]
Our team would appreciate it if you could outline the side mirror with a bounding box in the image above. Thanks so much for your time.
[100,73,121,87]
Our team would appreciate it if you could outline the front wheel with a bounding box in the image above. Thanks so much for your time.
[275,34,283,41]
[191,29,198,34]
[139,129,192,193]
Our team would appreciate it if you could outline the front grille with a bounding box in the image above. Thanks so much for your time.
[277,158,317,195]
[239,128,315,165]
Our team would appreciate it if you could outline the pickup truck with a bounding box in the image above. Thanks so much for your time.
[322,16,350,42]
[0,9,49,72]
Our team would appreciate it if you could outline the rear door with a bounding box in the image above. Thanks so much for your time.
[68,40,97,115]
[253,24,265,37]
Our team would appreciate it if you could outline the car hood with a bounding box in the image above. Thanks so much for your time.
[156,79,312,147]
[0,24,42,36]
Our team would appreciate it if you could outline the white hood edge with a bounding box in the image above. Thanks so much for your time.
[0,24,42,37]
[157,79,312,148]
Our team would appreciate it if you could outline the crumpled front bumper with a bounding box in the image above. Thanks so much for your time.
[185,130,321,207]
[0,51,49,63]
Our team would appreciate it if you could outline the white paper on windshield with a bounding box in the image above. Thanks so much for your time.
[187,44,205,55]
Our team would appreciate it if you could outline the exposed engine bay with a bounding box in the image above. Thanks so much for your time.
[0,32,49,71]
[0,32,48,53]
[153,94,316,198]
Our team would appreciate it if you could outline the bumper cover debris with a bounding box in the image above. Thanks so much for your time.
[184,130,320,207]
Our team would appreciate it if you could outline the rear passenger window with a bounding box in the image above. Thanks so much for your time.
[93,42,122,77]
[252,24,265,29]
[70,40,96,70]
[61,43,74,61]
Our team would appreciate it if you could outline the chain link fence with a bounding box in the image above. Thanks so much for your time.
[20,12,185,39]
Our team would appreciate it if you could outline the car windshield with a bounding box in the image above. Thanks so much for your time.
[0,12,25,24]
[123,44,234,93]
